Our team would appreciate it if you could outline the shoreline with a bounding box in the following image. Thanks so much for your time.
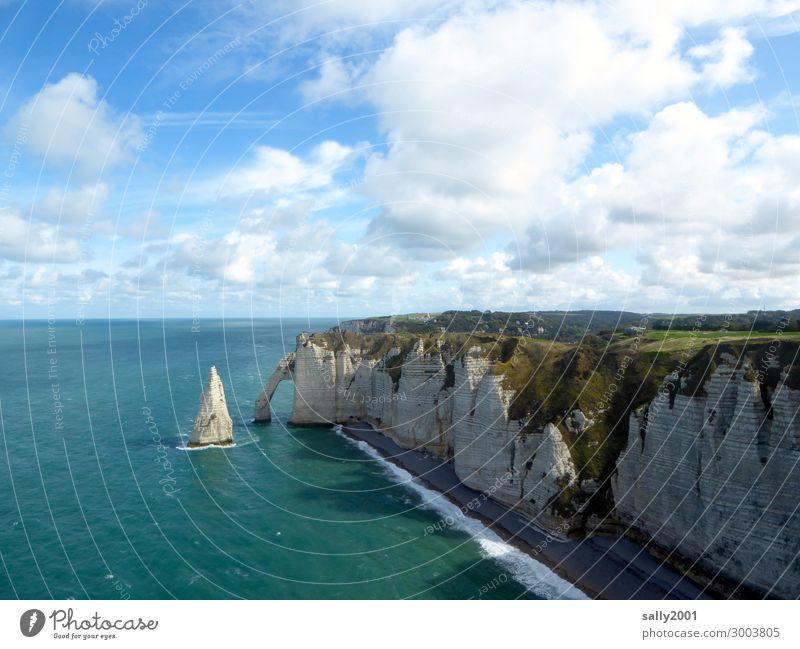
[339,421,710,600]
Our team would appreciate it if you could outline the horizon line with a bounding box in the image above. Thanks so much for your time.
[1,307,797,323]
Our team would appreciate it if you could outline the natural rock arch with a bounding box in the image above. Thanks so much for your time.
[254,352,295,422]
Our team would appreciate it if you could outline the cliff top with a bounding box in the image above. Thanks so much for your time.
[306,326,799,487]
[334,309,800,343]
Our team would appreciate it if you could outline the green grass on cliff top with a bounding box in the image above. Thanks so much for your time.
[634,330,800,353]
[309,328,799,490]
[643,329,800,341]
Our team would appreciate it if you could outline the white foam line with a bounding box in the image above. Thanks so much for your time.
[334,426,587,600]
[177,443,237,452]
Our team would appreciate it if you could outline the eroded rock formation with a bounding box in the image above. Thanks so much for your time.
[257,333,580,531]
[255,352,295,422]
[613,355,800,598]
[189,366,233,447]
[256,330,800,597]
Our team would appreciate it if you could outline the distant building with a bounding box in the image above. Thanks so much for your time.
[623,326,646,336]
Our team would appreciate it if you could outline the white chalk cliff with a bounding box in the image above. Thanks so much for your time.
[255,352,295,423]
[613,355,800,598]
[257,333,578,531]
[256,332,800,597]
[189,366,234,447]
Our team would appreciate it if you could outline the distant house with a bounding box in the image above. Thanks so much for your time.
[623,326,646,336]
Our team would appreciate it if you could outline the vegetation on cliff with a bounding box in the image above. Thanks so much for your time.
[333,308,800,343]
[307,324,799,519]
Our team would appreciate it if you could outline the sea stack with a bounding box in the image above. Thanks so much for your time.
[188,366,234,447]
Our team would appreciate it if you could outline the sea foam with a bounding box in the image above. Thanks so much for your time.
[334,425,587,600]
[177,442,237,452]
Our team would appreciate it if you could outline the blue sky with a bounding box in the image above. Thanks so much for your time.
[1,0,799,319]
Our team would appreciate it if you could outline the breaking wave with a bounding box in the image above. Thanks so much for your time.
[334,425,587,600]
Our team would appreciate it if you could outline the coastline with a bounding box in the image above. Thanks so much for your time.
[339,421,710,600]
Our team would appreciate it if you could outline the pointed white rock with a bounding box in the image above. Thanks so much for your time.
[189,366,233,447]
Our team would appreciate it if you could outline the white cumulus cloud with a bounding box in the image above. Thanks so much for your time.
[8,73,143,177]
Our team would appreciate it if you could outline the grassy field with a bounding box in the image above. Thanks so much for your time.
[619,329,800,353]
[643,330,800,341]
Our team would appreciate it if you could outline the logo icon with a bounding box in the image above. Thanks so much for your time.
[20,609,45,637]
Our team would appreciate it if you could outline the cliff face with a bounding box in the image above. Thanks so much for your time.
[255,352,295,422]
[613,354,800,598]
[256,331,800,597]
[259,332,579,531]
[335,318,397,334]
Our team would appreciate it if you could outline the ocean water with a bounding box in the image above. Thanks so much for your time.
[0,319,581,600]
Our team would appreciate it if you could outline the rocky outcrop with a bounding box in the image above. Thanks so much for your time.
[336,318,397,334]
[613,355,800,598]
[255,352,295,422]
[256,330,800,597]
[256,333,580,531]
[189,366,233,447]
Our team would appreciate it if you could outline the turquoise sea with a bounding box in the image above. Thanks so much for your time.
[0,319,579,599]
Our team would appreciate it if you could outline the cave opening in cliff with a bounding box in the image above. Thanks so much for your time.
[270,378,296,424]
